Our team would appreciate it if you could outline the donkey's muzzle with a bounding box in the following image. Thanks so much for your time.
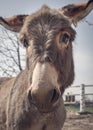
[28,87,60,113]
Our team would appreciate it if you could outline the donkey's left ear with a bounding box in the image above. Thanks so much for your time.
[0,15,28,32]
[61,0,93,26]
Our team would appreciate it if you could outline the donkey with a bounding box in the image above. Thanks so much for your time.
[0,0,93,130]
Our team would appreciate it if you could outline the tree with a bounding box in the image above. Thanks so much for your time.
[85,20,93,26]
[0,26,26,77]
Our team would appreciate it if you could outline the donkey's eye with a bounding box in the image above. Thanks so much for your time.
[19,34,29,48]
[59,33,70,44]
[23,38,29,47]
[20,38,29,48]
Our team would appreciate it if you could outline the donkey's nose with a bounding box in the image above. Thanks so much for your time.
[49,89,60,104]
[28,87,60,111]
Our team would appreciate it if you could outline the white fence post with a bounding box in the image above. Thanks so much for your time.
[80,84,85,113]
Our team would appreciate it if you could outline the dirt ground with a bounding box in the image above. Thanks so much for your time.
[62,112,93,130]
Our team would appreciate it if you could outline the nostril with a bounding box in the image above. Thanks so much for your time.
[50,89,60,104]
[28,90,33,102]
[28,90,37,105]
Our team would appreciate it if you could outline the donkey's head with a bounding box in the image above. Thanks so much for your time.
[0,0,93,113]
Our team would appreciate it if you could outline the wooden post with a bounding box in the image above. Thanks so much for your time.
[80,84,85,113]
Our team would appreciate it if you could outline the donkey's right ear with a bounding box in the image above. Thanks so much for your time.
[0,15,28,32]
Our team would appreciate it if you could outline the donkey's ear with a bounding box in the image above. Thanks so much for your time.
[61,0,93,26]
[0,15,28,32]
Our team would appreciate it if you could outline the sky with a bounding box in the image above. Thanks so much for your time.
[0,0,93,87]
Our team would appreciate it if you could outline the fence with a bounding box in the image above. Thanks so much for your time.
[63,84,93,113]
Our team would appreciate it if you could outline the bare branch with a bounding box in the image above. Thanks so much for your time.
[0,27,25,77]
[85,20,93,26]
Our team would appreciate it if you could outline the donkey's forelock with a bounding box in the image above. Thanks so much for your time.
[22,5,71,36]
[22,7,73,45]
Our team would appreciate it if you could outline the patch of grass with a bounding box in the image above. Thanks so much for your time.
[85,107,93,113]
[65,105,93,113]
[65,105,79,112]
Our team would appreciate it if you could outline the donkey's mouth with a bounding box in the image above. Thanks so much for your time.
[38,103,60,113]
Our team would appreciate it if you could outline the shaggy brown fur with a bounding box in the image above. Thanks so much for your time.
[0,1,93,130]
